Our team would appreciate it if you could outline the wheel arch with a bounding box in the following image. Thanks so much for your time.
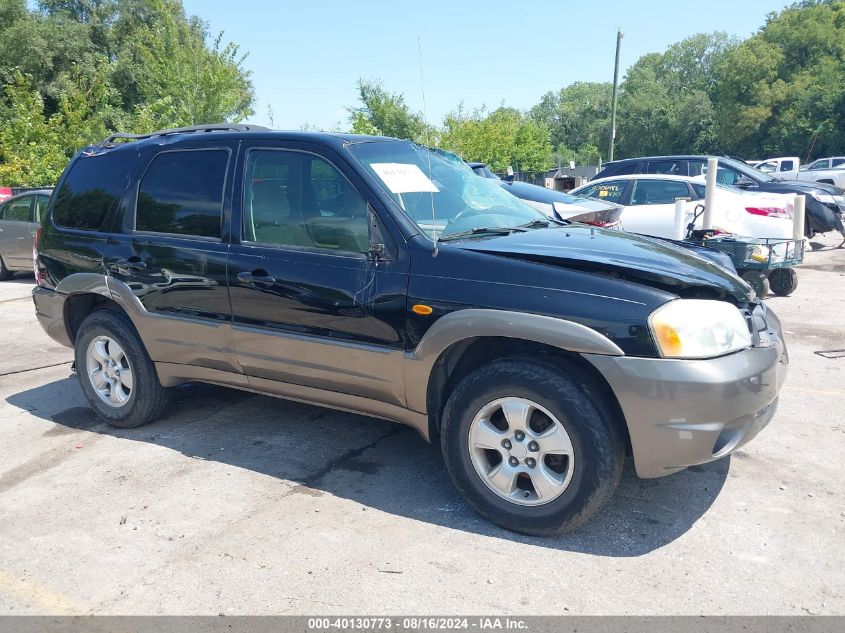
[405,310,629,449]
[55,273,125,343]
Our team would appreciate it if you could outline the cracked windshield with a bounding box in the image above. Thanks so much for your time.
[348,141,548,240]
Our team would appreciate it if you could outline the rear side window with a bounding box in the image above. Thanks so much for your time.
[2,196,31,222]
[780,160,794,171]
[136,150,228,238]
[53,153,134,230]
[833,158,845,168]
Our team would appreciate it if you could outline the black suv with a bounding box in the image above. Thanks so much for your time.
[32,125,788,535]
[593,154,845,241]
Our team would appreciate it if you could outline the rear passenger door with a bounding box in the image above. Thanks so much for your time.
[0,195,35,267]
[227,141,410,406]
[105,141,239,373]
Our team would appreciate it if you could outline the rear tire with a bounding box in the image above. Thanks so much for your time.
[740,270,770,298]
[769,268,798,296]
[74,309,170,428]
[440,358,624,536]
[0,256,12,281]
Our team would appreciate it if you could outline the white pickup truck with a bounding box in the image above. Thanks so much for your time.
[755,156,845,188]
[753,156,801,180]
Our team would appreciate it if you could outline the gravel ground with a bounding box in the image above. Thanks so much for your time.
[0,233,843,615]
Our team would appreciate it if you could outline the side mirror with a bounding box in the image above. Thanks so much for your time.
[734,175,755,188]
[367,205,395,261]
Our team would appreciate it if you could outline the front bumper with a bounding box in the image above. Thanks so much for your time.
[32,286,72,348]
[583,305,788,478]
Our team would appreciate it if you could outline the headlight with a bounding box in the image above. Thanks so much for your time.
[649,299,752,359]
[811,192,836,204]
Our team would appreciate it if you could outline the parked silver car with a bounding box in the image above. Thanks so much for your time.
[0,189,52,280]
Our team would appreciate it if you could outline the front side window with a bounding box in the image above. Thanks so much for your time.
[2,196,32,222]
[53,152,135,230]
[136,150,228,238]
[757,161,777,173]
[807,159,828,170]
[630,180,690,205]
[576,180,627,204]
[347,141,545,240]
[243,150,370,253]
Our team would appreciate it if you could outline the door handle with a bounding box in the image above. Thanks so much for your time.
[237,270,275,284]
[111,258,147,272]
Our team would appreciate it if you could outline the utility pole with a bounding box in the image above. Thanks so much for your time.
[609,29,623,162]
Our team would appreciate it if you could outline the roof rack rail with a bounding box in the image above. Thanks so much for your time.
[98,123,270,146]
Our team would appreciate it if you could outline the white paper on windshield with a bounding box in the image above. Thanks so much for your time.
[371,163,439,193]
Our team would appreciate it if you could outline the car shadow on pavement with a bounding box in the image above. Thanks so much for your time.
[2,274,35,284]
[6,378,730,557]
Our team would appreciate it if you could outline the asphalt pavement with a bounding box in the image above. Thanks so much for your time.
[0,234,843,615]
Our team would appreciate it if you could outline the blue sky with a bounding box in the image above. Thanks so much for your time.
[181,0,789,130]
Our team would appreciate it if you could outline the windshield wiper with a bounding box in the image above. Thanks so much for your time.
[512,218,571,230]
[517,219,550,229]
[438,226,524,242]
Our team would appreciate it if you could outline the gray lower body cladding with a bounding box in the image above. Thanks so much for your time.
[583,330,788,478]
[33,280,788,481]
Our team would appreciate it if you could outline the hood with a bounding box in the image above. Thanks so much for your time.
[456,225,752,302]
[498,179,587,204]
[761,179,844,195]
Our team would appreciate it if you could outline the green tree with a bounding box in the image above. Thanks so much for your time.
[530,82,612,164]
[714,0,845,159]
[616,32,735,157]
[107,0,254,128]
[0,72,69,185]
[348,78,429,141]
[440,105,552,173]
[0,0,255,185]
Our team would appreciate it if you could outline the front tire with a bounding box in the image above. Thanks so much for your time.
[74,309,170,428]
[440,359,624,536]
[740,270,770,298]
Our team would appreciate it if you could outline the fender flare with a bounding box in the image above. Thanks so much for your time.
[403,309,624,414]
[55,272,111,298]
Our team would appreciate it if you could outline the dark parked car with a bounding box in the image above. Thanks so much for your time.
[593,154,845,243]
[0,189,52,280]
[468,162,622,228]
[33,125,788,535]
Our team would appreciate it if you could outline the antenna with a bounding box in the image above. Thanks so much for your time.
[418,37,438,257]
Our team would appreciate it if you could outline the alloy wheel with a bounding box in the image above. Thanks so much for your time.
[86,335,134,408]
[468,397,575,506]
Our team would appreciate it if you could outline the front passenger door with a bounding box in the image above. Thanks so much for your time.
[227,144,410,406]
[623,179,694,238]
